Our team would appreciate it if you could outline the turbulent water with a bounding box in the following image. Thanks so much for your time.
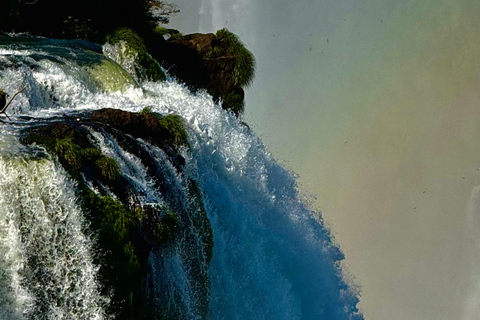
[0,35,362,319]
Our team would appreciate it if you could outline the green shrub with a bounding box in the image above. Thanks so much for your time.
[215,28,255,87]
[170,32,183,40]
[158,114,188,147]
[205,45,225,60]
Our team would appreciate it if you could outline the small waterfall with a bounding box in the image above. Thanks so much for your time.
[0,153,106,319]
[0,35,361,319]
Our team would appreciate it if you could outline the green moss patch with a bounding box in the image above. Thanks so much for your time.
[222,90,245,115]
[154,207,180,244]
[106,28,165,82]
[158,114,188,147]
[95,156,120,181]
[81,186,143,319]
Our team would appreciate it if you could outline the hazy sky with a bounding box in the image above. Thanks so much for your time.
[168,1,480,319]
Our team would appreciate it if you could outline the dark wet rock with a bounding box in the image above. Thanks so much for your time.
[22,109,212,320]
[153,30,251,114]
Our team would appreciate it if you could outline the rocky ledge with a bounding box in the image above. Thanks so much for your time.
[22,109,213,319]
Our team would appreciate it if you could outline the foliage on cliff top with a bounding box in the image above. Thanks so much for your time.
[215,28,256,88]
[0,0,178,42]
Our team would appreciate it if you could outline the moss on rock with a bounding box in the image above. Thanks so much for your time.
[106,28,165,82]
[90,108,189,148]
[54,137,82,169]
[158,114,188,147]
[154,207,180,244]
[87,58,137,92]
[95,156,120,181]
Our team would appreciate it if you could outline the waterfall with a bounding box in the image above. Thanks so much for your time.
[0,153,106,319]
[0,35,361,319]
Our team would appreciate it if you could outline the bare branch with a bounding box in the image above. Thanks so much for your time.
[0,88,24,121]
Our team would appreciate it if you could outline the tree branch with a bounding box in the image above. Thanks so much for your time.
[0,88,24,121]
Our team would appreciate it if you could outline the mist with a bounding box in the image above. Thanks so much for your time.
[168,1,480,319]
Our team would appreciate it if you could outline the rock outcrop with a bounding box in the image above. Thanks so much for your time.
[22,109,212,319]
[154,29,254,114]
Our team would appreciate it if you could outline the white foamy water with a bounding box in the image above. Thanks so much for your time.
[0,156,106,320]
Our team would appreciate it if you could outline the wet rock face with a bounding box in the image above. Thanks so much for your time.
[158,32,245,114]
[90,108,188,150]
[22,109,212,319]
[90,108,166,140]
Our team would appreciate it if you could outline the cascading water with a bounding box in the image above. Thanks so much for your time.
[0,156,106,320]
[0,35,362,319]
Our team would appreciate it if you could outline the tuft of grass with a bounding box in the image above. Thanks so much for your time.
[158,114,188,147]
[215,28,255,88]
[54,137,82,168]
[95,156,120,181]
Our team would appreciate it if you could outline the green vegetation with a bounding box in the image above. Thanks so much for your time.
[215,28,256,88]
[205,46,225,60]
[95,156,120,181]
[158,114,189,147]
[170,32,183,40]
[25,127,142,318]
[140,106,153,115]
[0,0,179,42]
[154,27,170,36]
[83,147,102,160]
[106,28,166,82]
[81,186,142,318]
[87,59,137,92]
[22,113,212,318]
[154,26,182,40]
[222,90,245,115]
[187,179,214,264]
[25,130,119,184]
[54,137,82,168]
[155,207,180,244]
